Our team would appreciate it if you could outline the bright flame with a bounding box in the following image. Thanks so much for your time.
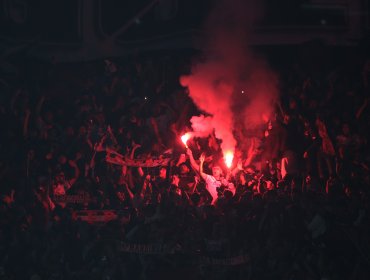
[224,151,234,169]
[181,133,191,148]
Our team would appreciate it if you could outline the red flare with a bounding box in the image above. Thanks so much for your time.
[181,133,191,148]
[224,151,234,169]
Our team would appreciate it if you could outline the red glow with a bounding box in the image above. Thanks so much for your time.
[179,0,279,162]
[224,151,234,168]
[181,133,191,148]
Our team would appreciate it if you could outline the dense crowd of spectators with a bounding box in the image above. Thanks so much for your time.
[0,45,369,279]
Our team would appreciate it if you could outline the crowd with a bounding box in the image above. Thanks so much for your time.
[0,46,369,279]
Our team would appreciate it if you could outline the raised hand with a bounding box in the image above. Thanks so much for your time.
[186,147,193,157]
[177,153,186,165]
[199,153,205,164]
[237,159,243,170]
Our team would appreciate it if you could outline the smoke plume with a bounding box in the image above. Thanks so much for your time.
[180,0,279,159]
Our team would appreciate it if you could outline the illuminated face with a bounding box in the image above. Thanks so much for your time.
[159,167,167,179]
[212,166,222,178]
[171,175,180,186]
[179,164,189,174]
[266,181,274,190]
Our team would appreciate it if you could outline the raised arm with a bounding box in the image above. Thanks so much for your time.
[123,182,134,200]
[186,148,199,173]
[129,143,145,177]
[230,159,244,178]
[139,174,151,199]
[244,140,258,167]
[107,125,118,147]
[198,153,208,181]
[67,159,80,188]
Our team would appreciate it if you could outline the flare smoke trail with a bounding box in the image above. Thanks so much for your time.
[180,63,236,155]
[189,115,214,138]
[180,0,279,160]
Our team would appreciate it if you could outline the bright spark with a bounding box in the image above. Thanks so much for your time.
[224,151,234,169]
[181,133,191,148]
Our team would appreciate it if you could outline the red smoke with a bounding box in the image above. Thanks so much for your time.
[180,65,236,156]
[189,115,214,138]
[180,0,279,160]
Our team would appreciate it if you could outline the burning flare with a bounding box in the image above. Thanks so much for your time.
[224,151,234,169]
[181,133,191,148]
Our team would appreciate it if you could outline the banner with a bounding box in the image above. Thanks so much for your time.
[117,241,251,266]
[72,210,129,224]
[106,150,171,167]
[198,254,250,266]
[53,193,97,204]
[119,242,177,255]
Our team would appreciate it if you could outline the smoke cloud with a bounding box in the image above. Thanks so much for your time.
[180,0,279,159]
[189,115,214,138]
